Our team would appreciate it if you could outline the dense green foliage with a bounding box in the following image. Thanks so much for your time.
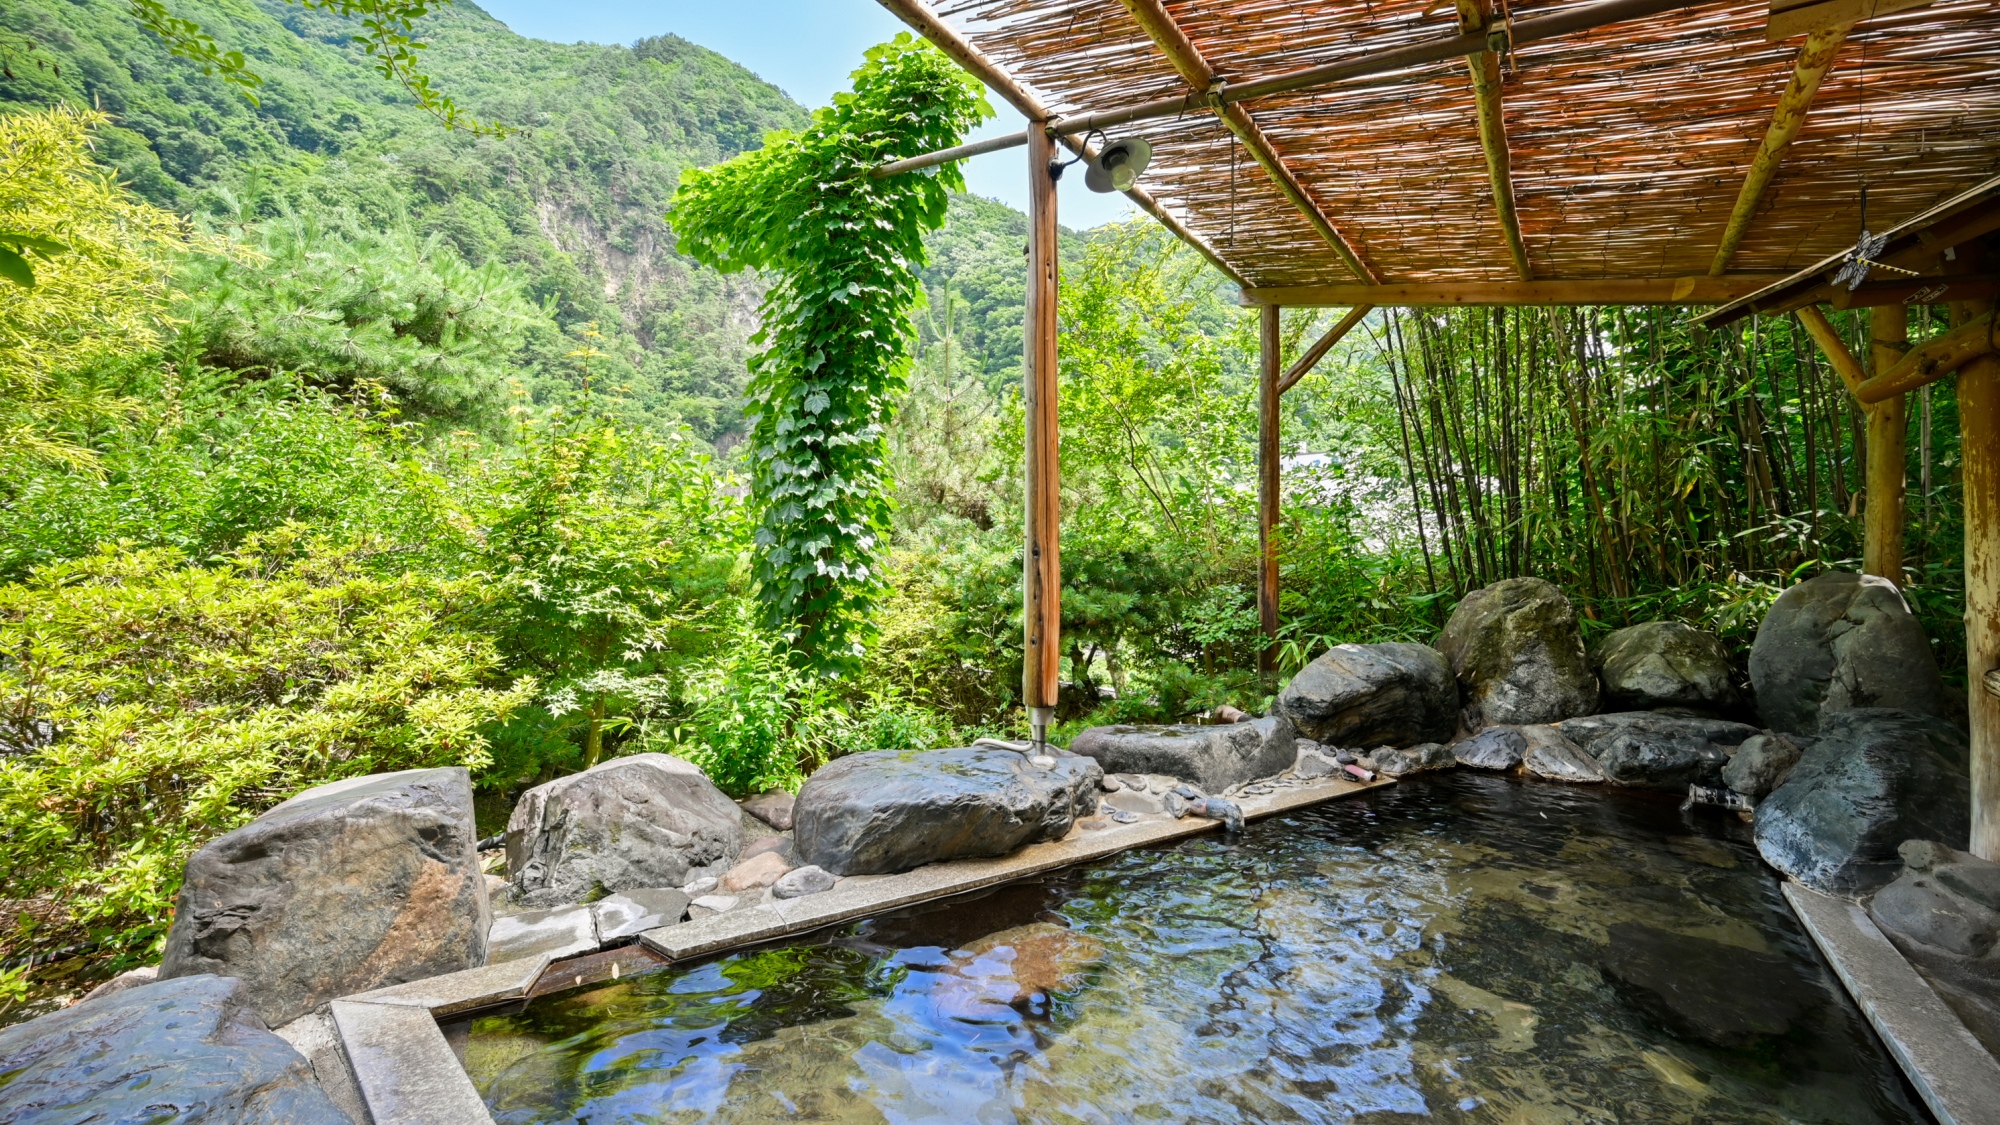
[670,35,989,670]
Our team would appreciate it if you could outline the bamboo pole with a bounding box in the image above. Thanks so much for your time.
[1708,25,1849,276]
[1259,303,1283,675]
[1865,305,1908,583]
[1023,124,1061,747]
[1962,297,2000,862]
[1456,0,1532,281]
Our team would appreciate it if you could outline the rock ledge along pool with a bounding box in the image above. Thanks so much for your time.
[456,772,1930,1125]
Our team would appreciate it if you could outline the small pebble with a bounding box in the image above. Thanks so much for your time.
[1172,784,1202,800]
[1335,750,1358,765]
[1077,816,1112,832]
[1101,776,1125,792]
[1108,809,1142,824]
[682,877,719,896]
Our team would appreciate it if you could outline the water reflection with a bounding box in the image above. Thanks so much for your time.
[464,773,1928,1124]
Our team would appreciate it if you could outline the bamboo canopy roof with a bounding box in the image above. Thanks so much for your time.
[887,0,2000,307]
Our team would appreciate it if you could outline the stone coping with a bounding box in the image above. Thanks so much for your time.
[1782,882,2000,1125]
[322,772,1392,1124]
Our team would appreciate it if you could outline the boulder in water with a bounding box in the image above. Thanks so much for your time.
[0,974,349,1124]
[1557,711,1757,790]
[1369,741,1457,778]
[1599,922,1818,1047]
[1748,571,1950,736]
[1520,725,1605,783]
[159,767,488,1027]
[1069,715,1297,793]
[1273,643,1456,747]
[507,753,742,909]
[1593,621,1740,713]
[1721,733,1805,800]
[1436,578,1599,727]
[1753,708,1970,895]
[794,746,1101,876]
[1454,726,1527,771]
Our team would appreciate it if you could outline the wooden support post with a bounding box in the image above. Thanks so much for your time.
[1961,297,2000,862]
[1865,305,1908,583]
[1023,124,1061,745]
[1258,304,1282,675]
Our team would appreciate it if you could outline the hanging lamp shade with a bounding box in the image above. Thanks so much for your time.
[1085,137,1152,194]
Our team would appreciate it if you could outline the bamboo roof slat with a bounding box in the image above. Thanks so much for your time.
[913,0,2000,294]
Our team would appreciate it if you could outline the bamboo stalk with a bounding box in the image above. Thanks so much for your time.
[1708,25,1850,276]
[1258,304,1282,673]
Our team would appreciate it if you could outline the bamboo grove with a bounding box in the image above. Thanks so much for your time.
[1362,304,1965,669]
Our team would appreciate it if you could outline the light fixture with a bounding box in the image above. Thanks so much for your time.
[1084,137,1153,194]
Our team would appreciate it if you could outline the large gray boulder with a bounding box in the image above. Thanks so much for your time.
[1453,726,1526,771]
[507,752,741,909]
[1436,578,1599,727]
[1754,709,1970,896]
[1273,642,1455,748]
[0,974,350,1124]
[1869,841,2000,1056]
[1070,715,1297,792]
[793,746,1101,876]
[159,768,489,1027]
[1556,712,1757,790]
[1593,621,1740,713]
[1599,922,1819,1048]
[1748,571,1950,735]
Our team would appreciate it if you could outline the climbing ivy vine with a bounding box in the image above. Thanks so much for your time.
[669,35,990,672]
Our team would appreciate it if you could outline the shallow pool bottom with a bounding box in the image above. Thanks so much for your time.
[461,773,1929,1124]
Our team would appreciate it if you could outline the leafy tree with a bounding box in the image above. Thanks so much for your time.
[0,106,204,469]
[668,35,990,671]
[0,533,535,959]
[474,399,745,773]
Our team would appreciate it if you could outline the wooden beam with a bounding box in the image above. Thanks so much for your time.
[1855,309,1999,404]
[1767,0,1932,41]
[1258,304,1282,674]
[1116,0,1380,283]
[1831,275,2000,310]
[1456,0,1531,280]
[1709,25,1849,276]
[1240,276,1775,307]
[1795,303,1868,395]
[872,0,1249,289]
[1022,123,1061,743]
[1278,306,1373,395]
[1865,305,1908,583]
[1960,297,2000,862]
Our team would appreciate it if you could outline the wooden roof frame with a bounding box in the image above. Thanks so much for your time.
[876,0,2000,308]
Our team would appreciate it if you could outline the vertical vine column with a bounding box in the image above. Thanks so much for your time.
[1023,122,1062,746]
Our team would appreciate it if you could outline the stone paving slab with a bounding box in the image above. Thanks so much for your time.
[642,773,1390,961]
[1783,882,2000,1125]
[345,953,552,1019]
[331,999,494,1125]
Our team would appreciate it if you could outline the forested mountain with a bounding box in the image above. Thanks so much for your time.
[0,0,1028,440]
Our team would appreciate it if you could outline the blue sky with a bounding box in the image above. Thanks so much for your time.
[475,0,1138,228]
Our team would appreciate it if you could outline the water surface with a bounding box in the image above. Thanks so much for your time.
[463,773,1927,1124]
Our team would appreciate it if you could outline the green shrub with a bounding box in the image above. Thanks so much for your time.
[0,533,534,958]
